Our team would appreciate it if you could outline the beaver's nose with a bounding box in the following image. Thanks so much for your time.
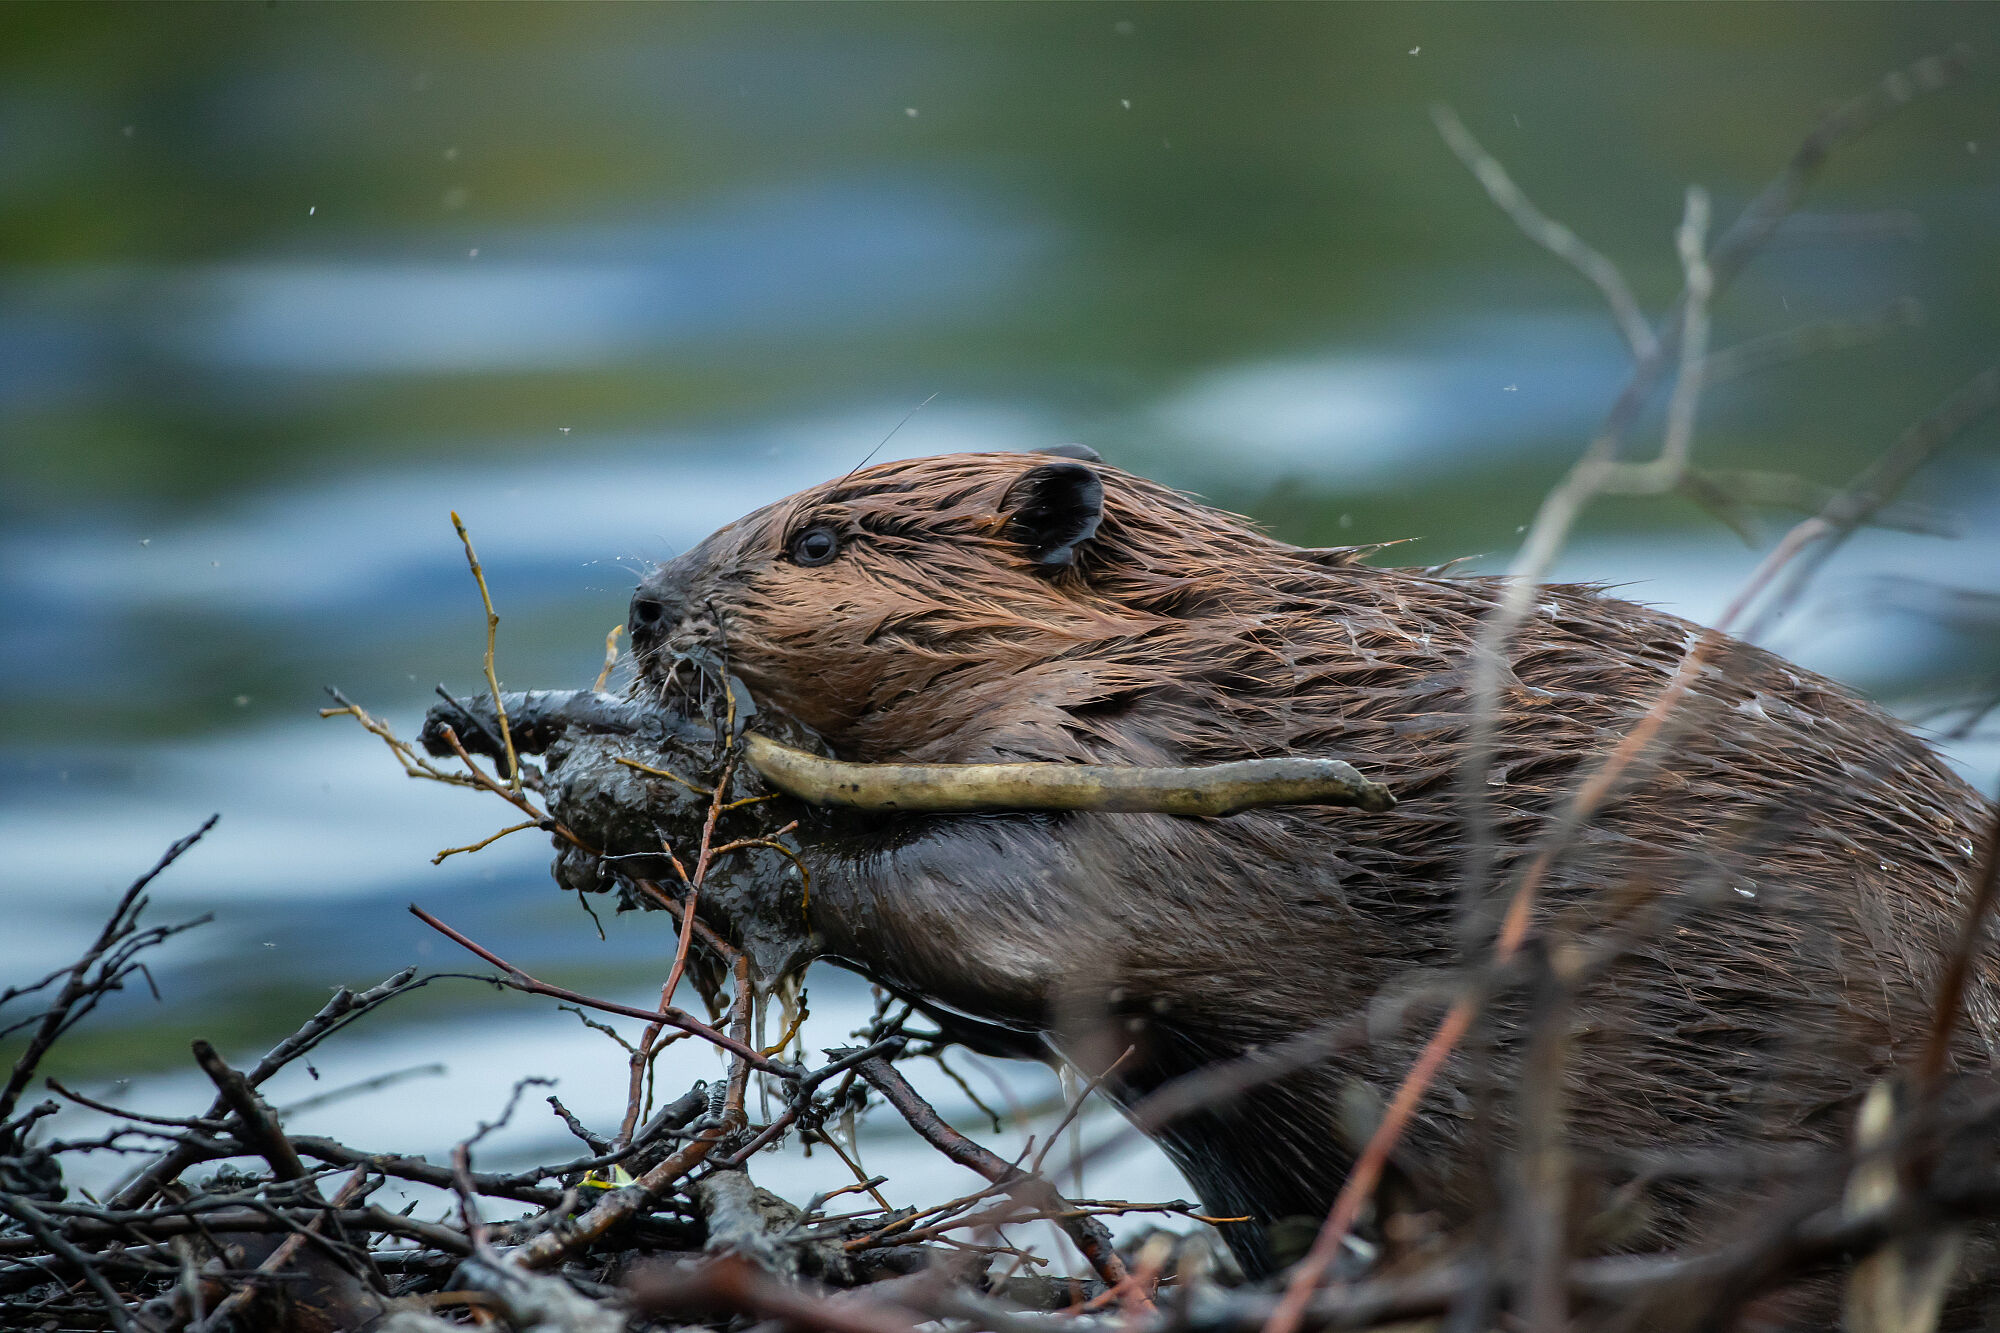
[627,574,687,654]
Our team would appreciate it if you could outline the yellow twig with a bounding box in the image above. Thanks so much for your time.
[614,755,707,796]
[761,993,809,1057]
[319,698,479,788]
[432,819,539,866]
[711,827,813,915]
[450,511,520,792]
[434,725,593,854]
[594,624,623,693]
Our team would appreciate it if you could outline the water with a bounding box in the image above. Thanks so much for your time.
[3,4,1996,1255]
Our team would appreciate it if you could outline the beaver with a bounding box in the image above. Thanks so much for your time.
[619,449,1997,1282]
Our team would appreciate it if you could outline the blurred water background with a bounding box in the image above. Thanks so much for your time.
[4,4,1998,1241]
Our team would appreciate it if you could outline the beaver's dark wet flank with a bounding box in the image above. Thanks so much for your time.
[621,450,1995,1278]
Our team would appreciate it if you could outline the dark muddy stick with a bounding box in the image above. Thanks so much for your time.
[854,1054,1134,1293]
[191,1040,388,1294]
[291,1088,708,1208]
[288,1137,561,1208]
[190,1040,309,1184]
[0,1206,472,1258]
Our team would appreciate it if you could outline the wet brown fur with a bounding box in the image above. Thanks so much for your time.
[631,451,1997,1283]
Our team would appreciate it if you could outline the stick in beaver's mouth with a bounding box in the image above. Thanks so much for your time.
[423,688,1396,817]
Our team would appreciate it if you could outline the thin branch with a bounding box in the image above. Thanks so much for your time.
[1431,105,1657,362]
[855,1053,1135,1295]
[406,904,790,1074]
[1,816,217,1124]
[514,956,757,1268]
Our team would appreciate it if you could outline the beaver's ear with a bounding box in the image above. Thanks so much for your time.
[1001,461,1103,568]
[1034,443,1102,463]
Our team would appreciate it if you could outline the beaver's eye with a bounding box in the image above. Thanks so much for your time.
[789,524,841,567]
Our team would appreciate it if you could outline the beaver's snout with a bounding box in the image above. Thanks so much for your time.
[628,560,696,658]
[626,591,678,660]
[628,562,732,692]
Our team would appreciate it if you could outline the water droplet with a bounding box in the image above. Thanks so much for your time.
[904,107,919,118]
[1733,881,1758,899]
[1120,98,1131,110]
[1408,45,1421,55]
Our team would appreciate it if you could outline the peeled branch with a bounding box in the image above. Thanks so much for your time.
[739,731,1394,816]
[422,688,1394,818]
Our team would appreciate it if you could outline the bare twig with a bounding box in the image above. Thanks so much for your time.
[1,817,217,1125]
[319,687,480,788]
[406,904,789,1073]
[855,1053,1135,1294]
[1431,105,1657,362]
[431,724,591,853]
[432,818,539,865]
[190,1040,310,1185]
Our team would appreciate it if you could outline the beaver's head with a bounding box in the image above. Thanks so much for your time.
[627,450,1306,765]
